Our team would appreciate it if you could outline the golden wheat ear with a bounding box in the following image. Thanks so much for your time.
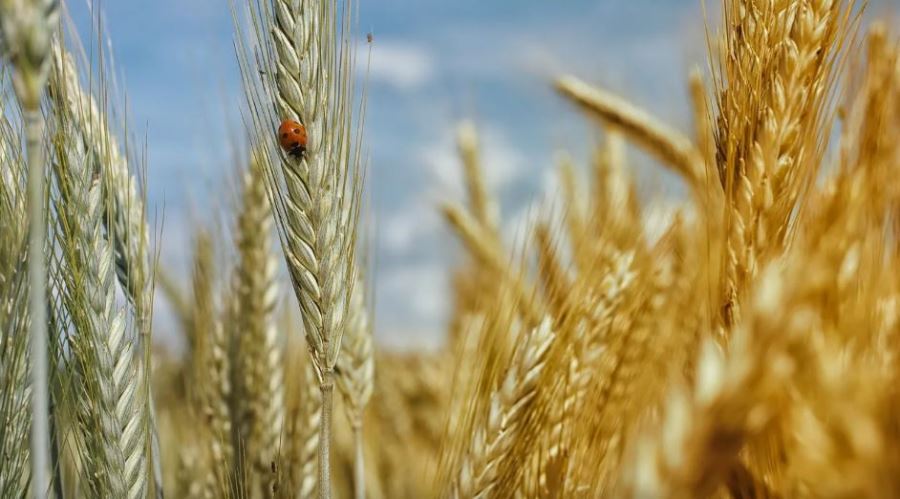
[556,76,704,191]
[231,153,284,495]
[449,318,555,498]
[712,0,858,326]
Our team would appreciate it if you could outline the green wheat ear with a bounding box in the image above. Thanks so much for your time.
[236,1,366,497]
[48,49,148,498]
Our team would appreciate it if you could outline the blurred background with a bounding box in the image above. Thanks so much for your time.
[69,0,893,350]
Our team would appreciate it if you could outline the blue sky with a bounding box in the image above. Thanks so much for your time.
[69,0,891,349]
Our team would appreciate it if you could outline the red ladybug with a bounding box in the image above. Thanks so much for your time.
[278,119,307,157]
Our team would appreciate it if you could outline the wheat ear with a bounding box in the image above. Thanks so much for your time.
[556,75,704,190]
[50,46,163,496]
[299,360,323,498]
[629,268,801,498]
[442,203,545,326]
[0,1,58,493]
[233,155,284,494]
[283,356,322,498]
[239,1,365,496]
[449,318,555,498]
[0,98,32,495]
[336,279,374,499]
[49,48,152,328]
[188,232,234,495]
[457,120,500,239]
[533,223,572,318]
[49,57,146,497]
[713,0,853,325]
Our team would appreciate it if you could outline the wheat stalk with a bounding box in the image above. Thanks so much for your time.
[233,155,284,495]
[247,0,362,371]
[0,1,58,494]
[449,318,555,498]
[49,56,147,497]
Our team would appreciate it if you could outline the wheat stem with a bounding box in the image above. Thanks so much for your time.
[352,421,365,499]
[319,371,334,499]
[24,107,49,499]
[0,1,59,492]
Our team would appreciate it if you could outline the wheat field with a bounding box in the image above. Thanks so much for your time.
[1,0,899,497]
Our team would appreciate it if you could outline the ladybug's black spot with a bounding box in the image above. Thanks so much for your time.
[288,143,307,158]
[293,128,301,134]
[282,133,289,139]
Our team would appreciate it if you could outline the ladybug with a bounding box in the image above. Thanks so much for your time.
[278,119,307,157]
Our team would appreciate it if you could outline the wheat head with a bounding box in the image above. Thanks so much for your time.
[449,318,555,498]
[233,154,285,493]
[49,54,147,498]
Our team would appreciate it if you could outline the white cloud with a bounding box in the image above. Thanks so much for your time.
[382,198,442,254]
[382,263,448,321]
[420,123,526,201]
[376,262,449,349]
[363,40,435,90]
